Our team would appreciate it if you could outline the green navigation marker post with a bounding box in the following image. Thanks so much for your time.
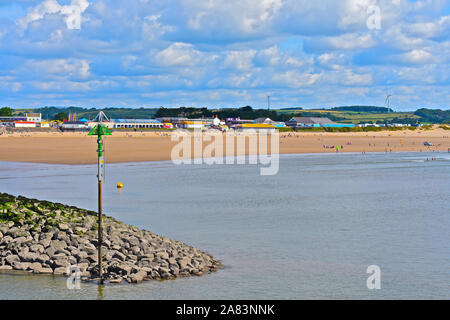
[88,117,112,284]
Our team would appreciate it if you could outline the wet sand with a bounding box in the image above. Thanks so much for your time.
[0,129,448,164]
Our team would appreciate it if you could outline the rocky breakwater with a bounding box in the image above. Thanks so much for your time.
[0,193,221,284]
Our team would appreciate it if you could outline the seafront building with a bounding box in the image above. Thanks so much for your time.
[234,123,277,132]
[178,119,207,129]
[61,119,164,131]
[225,118,254,126]
[286,117,355,129]
[254,117,286,128]
[6,112,423,132]
[0,113,47,128]
[112,119,164,129]
[61,121,90,131]
[155,117,188,127]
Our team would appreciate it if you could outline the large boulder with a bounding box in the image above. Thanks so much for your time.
[130,270,147,284]
[53,267,68,276]
[12,261,31,271]
[29,244,45,254]
[36,254,51,265]
[156,251,169,260]
[28,262,43,273]
[0,235,13,245]
[112,251,126,262]
[18,251,39,263]
[5,254,20,265]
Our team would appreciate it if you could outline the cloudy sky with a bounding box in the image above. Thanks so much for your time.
[0,0,449,110]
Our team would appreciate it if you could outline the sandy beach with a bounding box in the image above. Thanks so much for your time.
[0,129,449,164]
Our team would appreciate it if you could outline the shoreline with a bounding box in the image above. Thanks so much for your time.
[1,149,449,168]
[0,129,448,165]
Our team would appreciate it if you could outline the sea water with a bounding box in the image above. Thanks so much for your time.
[0,152,449,299]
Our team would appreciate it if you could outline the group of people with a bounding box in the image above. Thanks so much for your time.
[323,144,344,152]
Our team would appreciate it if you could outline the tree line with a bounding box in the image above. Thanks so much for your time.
[155,106,300,122]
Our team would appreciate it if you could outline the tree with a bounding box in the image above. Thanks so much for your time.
[54,112,69,121]
[0,107,13,117]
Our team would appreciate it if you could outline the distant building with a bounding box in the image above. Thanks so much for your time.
[286,117,354,128]
[225,117,254,126]
[212,116,221,126]
[254,117,272,124]
[38,121,50,128]
[156,117,188,127]
[179,120,206,129]
[234,123,277,132]
[113,119,163,129]
[1,113,42,128]
[26,113,42,122]
[14,121,36,128]
[87,121,115,129]
[286,117,336,128]
[61,121,88,131]
[0,116,26,123]
[254,117,286,128]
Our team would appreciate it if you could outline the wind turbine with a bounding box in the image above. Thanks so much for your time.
[385,93,393,112]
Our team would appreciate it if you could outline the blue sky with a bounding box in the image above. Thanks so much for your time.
[0,0,449,110]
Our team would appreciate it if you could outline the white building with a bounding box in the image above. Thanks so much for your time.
[14,121,36,128]
[212,116,221,126]
[113,119,164,129]
[26,113,42,122]
[87,121,115,129]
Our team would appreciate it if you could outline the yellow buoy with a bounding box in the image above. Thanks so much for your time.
[117,182,123,188]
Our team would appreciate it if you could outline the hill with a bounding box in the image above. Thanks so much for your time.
[5,105,449,124]
[331,106,394,113]
[12,107,159,120]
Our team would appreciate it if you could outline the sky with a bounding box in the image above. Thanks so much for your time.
[0,0,449,110]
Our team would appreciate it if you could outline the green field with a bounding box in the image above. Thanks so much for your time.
[277,109,420,124]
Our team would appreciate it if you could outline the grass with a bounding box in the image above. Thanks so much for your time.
[277,127,294,132]
[276,109,420,124]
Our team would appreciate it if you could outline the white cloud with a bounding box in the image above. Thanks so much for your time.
[341,70,373,85]
[184,0,282,34]
[272,70,321,88]
[24,59,91,80]
[399,49,437,65]
[17,0,90,30]
[407,15,450,39]
[323,33,376,50]
[317,53,347,69]
[338,0,377,30]
[256,46,281,67]
[383,25,426,51]
[142,14,176,40]
[155,42,202,67]
[224,50,256,71]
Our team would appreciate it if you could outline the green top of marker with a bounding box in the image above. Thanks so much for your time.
[88,124,112,137]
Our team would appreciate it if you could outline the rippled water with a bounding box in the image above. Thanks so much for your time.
[0,152,449,299]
